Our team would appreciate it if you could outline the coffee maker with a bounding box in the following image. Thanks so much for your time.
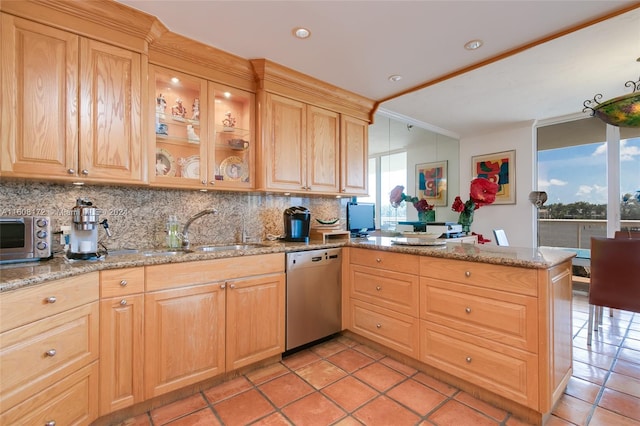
[68,198,100,259]
[283,206,311,242]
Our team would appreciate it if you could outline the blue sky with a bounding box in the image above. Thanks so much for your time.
[538,138,640,204]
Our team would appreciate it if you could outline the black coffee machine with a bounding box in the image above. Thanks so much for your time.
[283,206,311,242]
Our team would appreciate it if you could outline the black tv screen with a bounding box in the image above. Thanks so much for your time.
[347,203,375,235]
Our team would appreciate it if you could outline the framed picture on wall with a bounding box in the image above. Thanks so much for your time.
[416,161,448,206]
[471,150,516,204]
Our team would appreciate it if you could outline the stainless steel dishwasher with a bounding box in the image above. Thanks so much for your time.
[286,248,342,351]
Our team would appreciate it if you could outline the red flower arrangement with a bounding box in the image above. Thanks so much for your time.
[389,185,433,212]
[451,178,499,233]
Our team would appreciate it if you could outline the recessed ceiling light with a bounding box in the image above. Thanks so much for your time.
[292,27,311,39]
[464,39,483,50]
[388,75,402,82]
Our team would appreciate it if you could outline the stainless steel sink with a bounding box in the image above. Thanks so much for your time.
[191,243,266,252]
[141,249,186,257]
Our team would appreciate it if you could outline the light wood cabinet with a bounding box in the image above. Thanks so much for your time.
[347,248,420,357]
[0,273,99,425]
[340,115,368,195]
[1,14,144,183]
[149,65,255,190]
[99,268,144,415]
[226,272,285,370]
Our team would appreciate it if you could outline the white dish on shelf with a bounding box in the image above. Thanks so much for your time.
[180,155,200,179]
[391,238,446,246]
[219,156,248,181]
[155,148,176,177]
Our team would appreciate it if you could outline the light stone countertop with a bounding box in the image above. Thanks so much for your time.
[0,237,576,293]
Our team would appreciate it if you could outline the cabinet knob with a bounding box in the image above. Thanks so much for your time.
[120,280,127,287]
[376,258,382,263]
[45,421,56,426]
[220,284,226,289]
[465,307,472,314]
[465,271,471,278]
[375,286,382,291]
[120,299,127,306]
[45,296,57,304]
[209,181,216,185]
[45,349,57,357]
[67,168,75,174]
[376,323,382,329]
[201,180,206,185]
[229,284,236,289]
[466,356,472,363]
[81,169,89,175]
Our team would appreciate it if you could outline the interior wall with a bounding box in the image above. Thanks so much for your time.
[459,122,536,247]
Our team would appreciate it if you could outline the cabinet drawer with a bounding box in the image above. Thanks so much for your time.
[1,361,98,425]
[420,321,538,408]
[0,272,99,333]
[350,265,418,316]
[146,253,284,291]
[100,267,144,297]
[419,257,537,296]
[350,248,419,275]
[0,302,99,409]
[349,299,418,358]
[420,279,538,352]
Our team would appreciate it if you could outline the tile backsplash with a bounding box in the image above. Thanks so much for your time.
[1,181,345,253]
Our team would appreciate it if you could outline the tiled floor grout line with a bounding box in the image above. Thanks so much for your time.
[583,312,636,426]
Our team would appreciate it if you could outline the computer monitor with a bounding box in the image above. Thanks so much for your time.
[347,203,375,237]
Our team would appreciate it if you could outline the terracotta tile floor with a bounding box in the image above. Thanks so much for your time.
[120,292,639,425]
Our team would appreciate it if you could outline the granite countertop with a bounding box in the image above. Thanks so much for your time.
[0,237,576,292]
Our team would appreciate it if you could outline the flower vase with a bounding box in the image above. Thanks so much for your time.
[418,210,435,223]
[458,209,474,234]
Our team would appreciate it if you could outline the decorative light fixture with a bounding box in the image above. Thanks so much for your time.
[583,76,640,127]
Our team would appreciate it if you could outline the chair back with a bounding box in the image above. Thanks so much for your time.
[493,229,509,246]
[614,230,640,239]
[589,237,640,313]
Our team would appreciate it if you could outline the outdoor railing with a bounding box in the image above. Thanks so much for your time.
[538,219,640,249]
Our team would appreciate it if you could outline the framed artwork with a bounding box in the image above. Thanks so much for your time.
[416,161,448,206]
[471,150,516,204]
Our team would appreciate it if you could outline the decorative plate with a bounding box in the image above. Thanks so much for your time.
[220,156,248,181]
[155,148,176,177]
[391,238,446,246]
[180,155,200,179]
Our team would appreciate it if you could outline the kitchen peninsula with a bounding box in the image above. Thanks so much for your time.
[0,239,574,425]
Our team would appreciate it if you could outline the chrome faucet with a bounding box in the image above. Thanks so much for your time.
[181,208,218,250]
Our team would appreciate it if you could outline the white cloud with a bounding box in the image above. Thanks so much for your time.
[621,140,640,161]
[592,143,606,156]
[576,185,593,196]
[538,178,568,189]
[575,184,607,198]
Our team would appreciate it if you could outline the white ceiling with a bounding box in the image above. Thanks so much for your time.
[119,1,640,139]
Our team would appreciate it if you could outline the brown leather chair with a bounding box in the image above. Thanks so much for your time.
[615,230,640,239]
[587,237,640,345]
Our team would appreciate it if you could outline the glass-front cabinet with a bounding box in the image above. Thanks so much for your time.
[149,64,254,189]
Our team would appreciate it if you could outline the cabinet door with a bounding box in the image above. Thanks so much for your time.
[0,14,79,178]
[144,283,225,398]
[99,294,144,416]
[340,115,368,195]
[263,93,306,191]
[226,273,285,371]
[307,105,340,193]
[209,82,255,189]
[149,65,208,188]
[79,38,143,183]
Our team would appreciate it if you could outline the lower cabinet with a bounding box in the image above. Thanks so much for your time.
[144,282,226,398]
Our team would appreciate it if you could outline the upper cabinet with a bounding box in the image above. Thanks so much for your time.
[0,12,146,184]
[253,59,374,196]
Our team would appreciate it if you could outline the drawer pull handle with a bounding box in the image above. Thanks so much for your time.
[120,299,127,306]
[376,286,382,291]
[465,307,472,314]
[45,349,57,357]
[376,258,382,263]
[120,280,128,287]
[81,169,89,175]
[45,421,56,426]
[45,296,57,304]
[376,323,382,329]
[466,356,472,363]
[465,271,471,278]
